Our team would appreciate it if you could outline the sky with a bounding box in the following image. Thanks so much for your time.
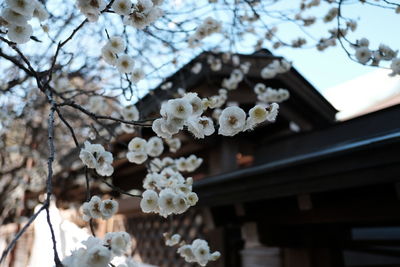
[267,1,400,92]
[261,1,400,119]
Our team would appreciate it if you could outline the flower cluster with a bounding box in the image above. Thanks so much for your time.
[177,240,220,266]
[222,69,244,90]
[353,38,398,68]
[101,36,136,74]
[218,104,279,136]
[391,58,400,76]
[207,55,222,71]
[260,59,291,79]
[77,0,106,22]
[186,116,215,139]
[140,167,198,217]
[323,7,338,23]
[62,232,131,267]
[316,37,336,51]
[191,62,202,74]
[1,0,48,44]
[122,0,163,29]
[126,136,164,164]
[148,156,176,172]
[188,17,222,47]
[131,68,145,82]
[201,89,228,110]
[175,155,203,172]
[79,141,114,176]
[148,154,202,173]
[164,235,220,267]
[161,81,173,90]
[152,92,215,139]
[81,196,119,221]
[254,83,290,103]
[164,233,181,246]
[165,137,181,153]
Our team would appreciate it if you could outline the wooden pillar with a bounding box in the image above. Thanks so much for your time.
[240,222,282,267]
[209,138,239,175]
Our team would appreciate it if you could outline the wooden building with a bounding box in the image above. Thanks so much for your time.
[109,50,400,267]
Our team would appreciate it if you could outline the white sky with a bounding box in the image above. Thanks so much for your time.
[323,69,400,120]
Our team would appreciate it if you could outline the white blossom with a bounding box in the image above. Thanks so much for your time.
[77,0,106,22]
[7,23,32,44]
[176,238,220,266]
[101,44,118,65]
[183,93,203,117]
[186,192,198,206]
[187,116,215,139]
[164,233,181,246]
[177,245,196,263]
[208,56,222,71]
[161,81,172,90]
[1,8,29,26]
[358,37,369,47]
[81,202,92,222]
[88,196,103,219]
[260,59,291,79]
[6,0,35,17]
[266,103,279,122]
[323,7,338,23]
[79,141,114,176]
[146,136,164,157]
[140,189,159,213]
[256,87,289,103]
[128,137,147,152]
[191,16,222,42]
[191,62,202,74]
[100,199,119,219]
[122,105,139,121]
[165,137,181,153]
[127,151,148,164]
[166,98,193,120]
[152,118,173,139]
[85,245,112,267]
[175,157,188,172]
[192,239,211,266]
[158,188,176,217]
[390,58,400,75]
[131,68,145,82]
[218,106,246,136]
[246,105,268,130]
[210,251,221,261]
[33,1,49,21]
[107,36,126,54]
[116,54,135,73]
[185,154,203,172]
[249,105,268,124]
[355,46,371,64]
[379,44,398,60]
[112,0,132,15]
[123,0,163,29]
[254,83,266,94]
[232,55,240,66]
[173,193,189,214]
[240,61,251,74]
[105,232,131,256]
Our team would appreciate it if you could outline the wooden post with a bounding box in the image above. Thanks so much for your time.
[240,222,282,267]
